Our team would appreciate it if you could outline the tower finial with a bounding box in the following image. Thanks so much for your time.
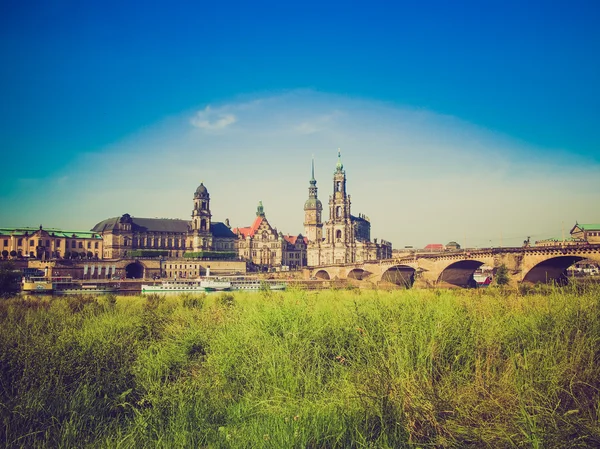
[256,200,265,217]
[311,155,315,181]
[335,148,343,171]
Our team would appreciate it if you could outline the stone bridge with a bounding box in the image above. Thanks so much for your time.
[308,245,600,288]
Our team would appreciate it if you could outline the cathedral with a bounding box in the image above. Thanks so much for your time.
[304,151,392,266]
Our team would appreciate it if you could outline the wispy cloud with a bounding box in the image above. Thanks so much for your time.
[190,106,236,130]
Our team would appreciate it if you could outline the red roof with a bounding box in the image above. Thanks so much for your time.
[233,216,263,238]
[283,235,308,245]
[424,244,444,250]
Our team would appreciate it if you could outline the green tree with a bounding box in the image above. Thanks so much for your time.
[1,250,8,259]
[9,250,17,258]
[0,261,21,297]
[495,264,510,286]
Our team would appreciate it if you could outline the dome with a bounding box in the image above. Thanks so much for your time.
[194,182,209,198]
[304,198,322,210]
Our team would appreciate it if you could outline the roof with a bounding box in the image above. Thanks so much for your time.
[424,244,444,250]
[233,216,264,238]
[91,216,234,237]
[210,222,236,238]
[283,234,307,245]
[578,224,600,230]
[91,217,191,233]
[0,227,102,239]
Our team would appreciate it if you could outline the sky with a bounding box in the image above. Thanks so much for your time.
[1,0,599,249]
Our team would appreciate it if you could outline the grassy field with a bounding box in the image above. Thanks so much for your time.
[1,285,599,448]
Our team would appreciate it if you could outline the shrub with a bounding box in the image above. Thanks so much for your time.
[495,263,510,285]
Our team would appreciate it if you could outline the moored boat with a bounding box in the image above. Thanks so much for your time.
[55,283,120,295]
[141,277,231,294]
[226,276,287,291]
[21,276,73,294]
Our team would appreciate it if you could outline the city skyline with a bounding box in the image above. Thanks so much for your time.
[1,1,599,248]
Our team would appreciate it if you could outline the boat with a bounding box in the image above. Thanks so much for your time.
[21,276,73,294]
[473,273,492,287]
[54,283,120,296]
[141,277,231,294]
[227,276,287,291]
[22,276,120,295]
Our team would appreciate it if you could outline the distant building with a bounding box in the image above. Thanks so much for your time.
[423,244,445,252]
[570,223,600,244]
[304,151,392,266]
[91,183,236,259]
[0,226,102,260]
[446,241,461,250]
[534,238,580,247]
[233,202,307,270]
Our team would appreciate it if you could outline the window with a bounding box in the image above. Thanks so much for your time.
[78,242,83,249]
[46,240,50,247]
[17,238,22,246]
[30,240,34,246]
[2,239,7,247]
[336,230,342,240]
[87,242,91,249]
[72,241,76,248]
[56,240,61,247]
[95,242,98,249]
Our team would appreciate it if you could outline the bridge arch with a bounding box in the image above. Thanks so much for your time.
[522,255,585,284]
[348,268,371,280]
[314,269,331,280]
[125,261,145,279]
[437,260,485,288]
[381,265,416,288]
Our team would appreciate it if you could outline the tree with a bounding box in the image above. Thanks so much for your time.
[495,264,510,286]
[87,251,93,259]
[0,261,21,297]
[10,250,17,258]
[1,250,8,259]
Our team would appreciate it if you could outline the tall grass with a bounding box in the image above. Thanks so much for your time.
[0,286,599,448]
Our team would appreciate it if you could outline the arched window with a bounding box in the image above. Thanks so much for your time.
[336,206,342,218]
[201,219,207,231]
[336,230,342,240]
[336,181,342,192]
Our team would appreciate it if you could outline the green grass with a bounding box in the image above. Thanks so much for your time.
[1,286,599,448]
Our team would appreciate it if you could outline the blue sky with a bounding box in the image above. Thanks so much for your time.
[1,0,599,248]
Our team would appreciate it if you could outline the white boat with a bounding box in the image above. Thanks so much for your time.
[227,277,287,291]
[55,283,120,295]
[141,277,231,294]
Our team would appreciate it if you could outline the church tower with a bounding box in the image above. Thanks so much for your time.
[324,149,355,264]
[191,182,213,251]
[304,158,323,243]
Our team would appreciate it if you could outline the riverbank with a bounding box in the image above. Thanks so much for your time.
[1,286,599,447]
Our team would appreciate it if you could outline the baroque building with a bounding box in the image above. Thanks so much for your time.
[92,183,236,259]
[304,151,392,266]
[233,202,307,270]
[0,226,103,260]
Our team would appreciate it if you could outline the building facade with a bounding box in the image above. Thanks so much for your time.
[304,151,392,266]
[91,183,237,259]
[233,202,307,270]
[0,226,103,260]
